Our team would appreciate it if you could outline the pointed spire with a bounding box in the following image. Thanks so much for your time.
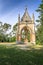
[18,14,20,34]
[25,7,27,12]
[25,5,28,13]
[32,13,34,19]
[18,14,20,23]
[32,13,35,23]
[21,7,31,22]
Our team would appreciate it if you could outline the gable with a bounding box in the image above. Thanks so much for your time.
[21,8,31,22]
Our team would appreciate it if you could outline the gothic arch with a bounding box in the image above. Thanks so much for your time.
[16,8,35,44]
[20,26,32,33]
[20,26,30,42]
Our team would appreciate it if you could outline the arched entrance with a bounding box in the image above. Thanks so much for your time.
[21,26,30,43]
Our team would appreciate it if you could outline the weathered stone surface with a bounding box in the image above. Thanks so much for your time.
[16,8,35,44]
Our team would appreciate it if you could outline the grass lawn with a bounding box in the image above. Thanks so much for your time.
[0,43,43,65]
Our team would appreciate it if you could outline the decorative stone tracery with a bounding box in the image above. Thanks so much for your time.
[16,8,35,44]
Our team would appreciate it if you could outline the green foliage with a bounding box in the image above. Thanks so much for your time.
[3,23,11,32]
[0,22,17,42]
[36,40,40,45]
[13,23,18,31]
[0,22,12,42]
[21,29,30,42]
[27,31,30,42]
[0,45,43,65]
[10,36,16,42]
[36,0,43,44]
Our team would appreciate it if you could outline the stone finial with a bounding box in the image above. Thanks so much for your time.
[25,7,27,12]
[32,13,35,23]
[18,14,20,23]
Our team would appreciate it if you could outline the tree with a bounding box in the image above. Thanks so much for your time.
[13,23,18,32]
[3,23,11,33]
[0,22,3,33]
[0,22,11,42]
[12,23,18,37]
[36,0,43,44]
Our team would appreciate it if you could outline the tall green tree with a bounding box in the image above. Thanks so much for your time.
[0,22,11,42]
[36,0,43,43]
[3,23,11,33]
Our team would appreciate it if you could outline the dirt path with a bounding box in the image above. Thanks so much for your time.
[0,43,43,50]
[16,44,43,50]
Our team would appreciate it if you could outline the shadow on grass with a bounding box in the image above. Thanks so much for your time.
[0,45,43,65]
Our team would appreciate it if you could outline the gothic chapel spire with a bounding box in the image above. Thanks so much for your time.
[25,7,28,12]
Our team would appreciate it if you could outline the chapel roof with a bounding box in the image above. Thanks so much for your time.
[21,8,31,22]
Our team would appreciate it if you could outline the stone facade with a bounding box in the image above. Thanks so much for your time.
[16,8,35,44]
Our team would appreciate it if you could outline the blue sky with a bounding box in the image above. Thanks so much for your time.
[0,0,41,25]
